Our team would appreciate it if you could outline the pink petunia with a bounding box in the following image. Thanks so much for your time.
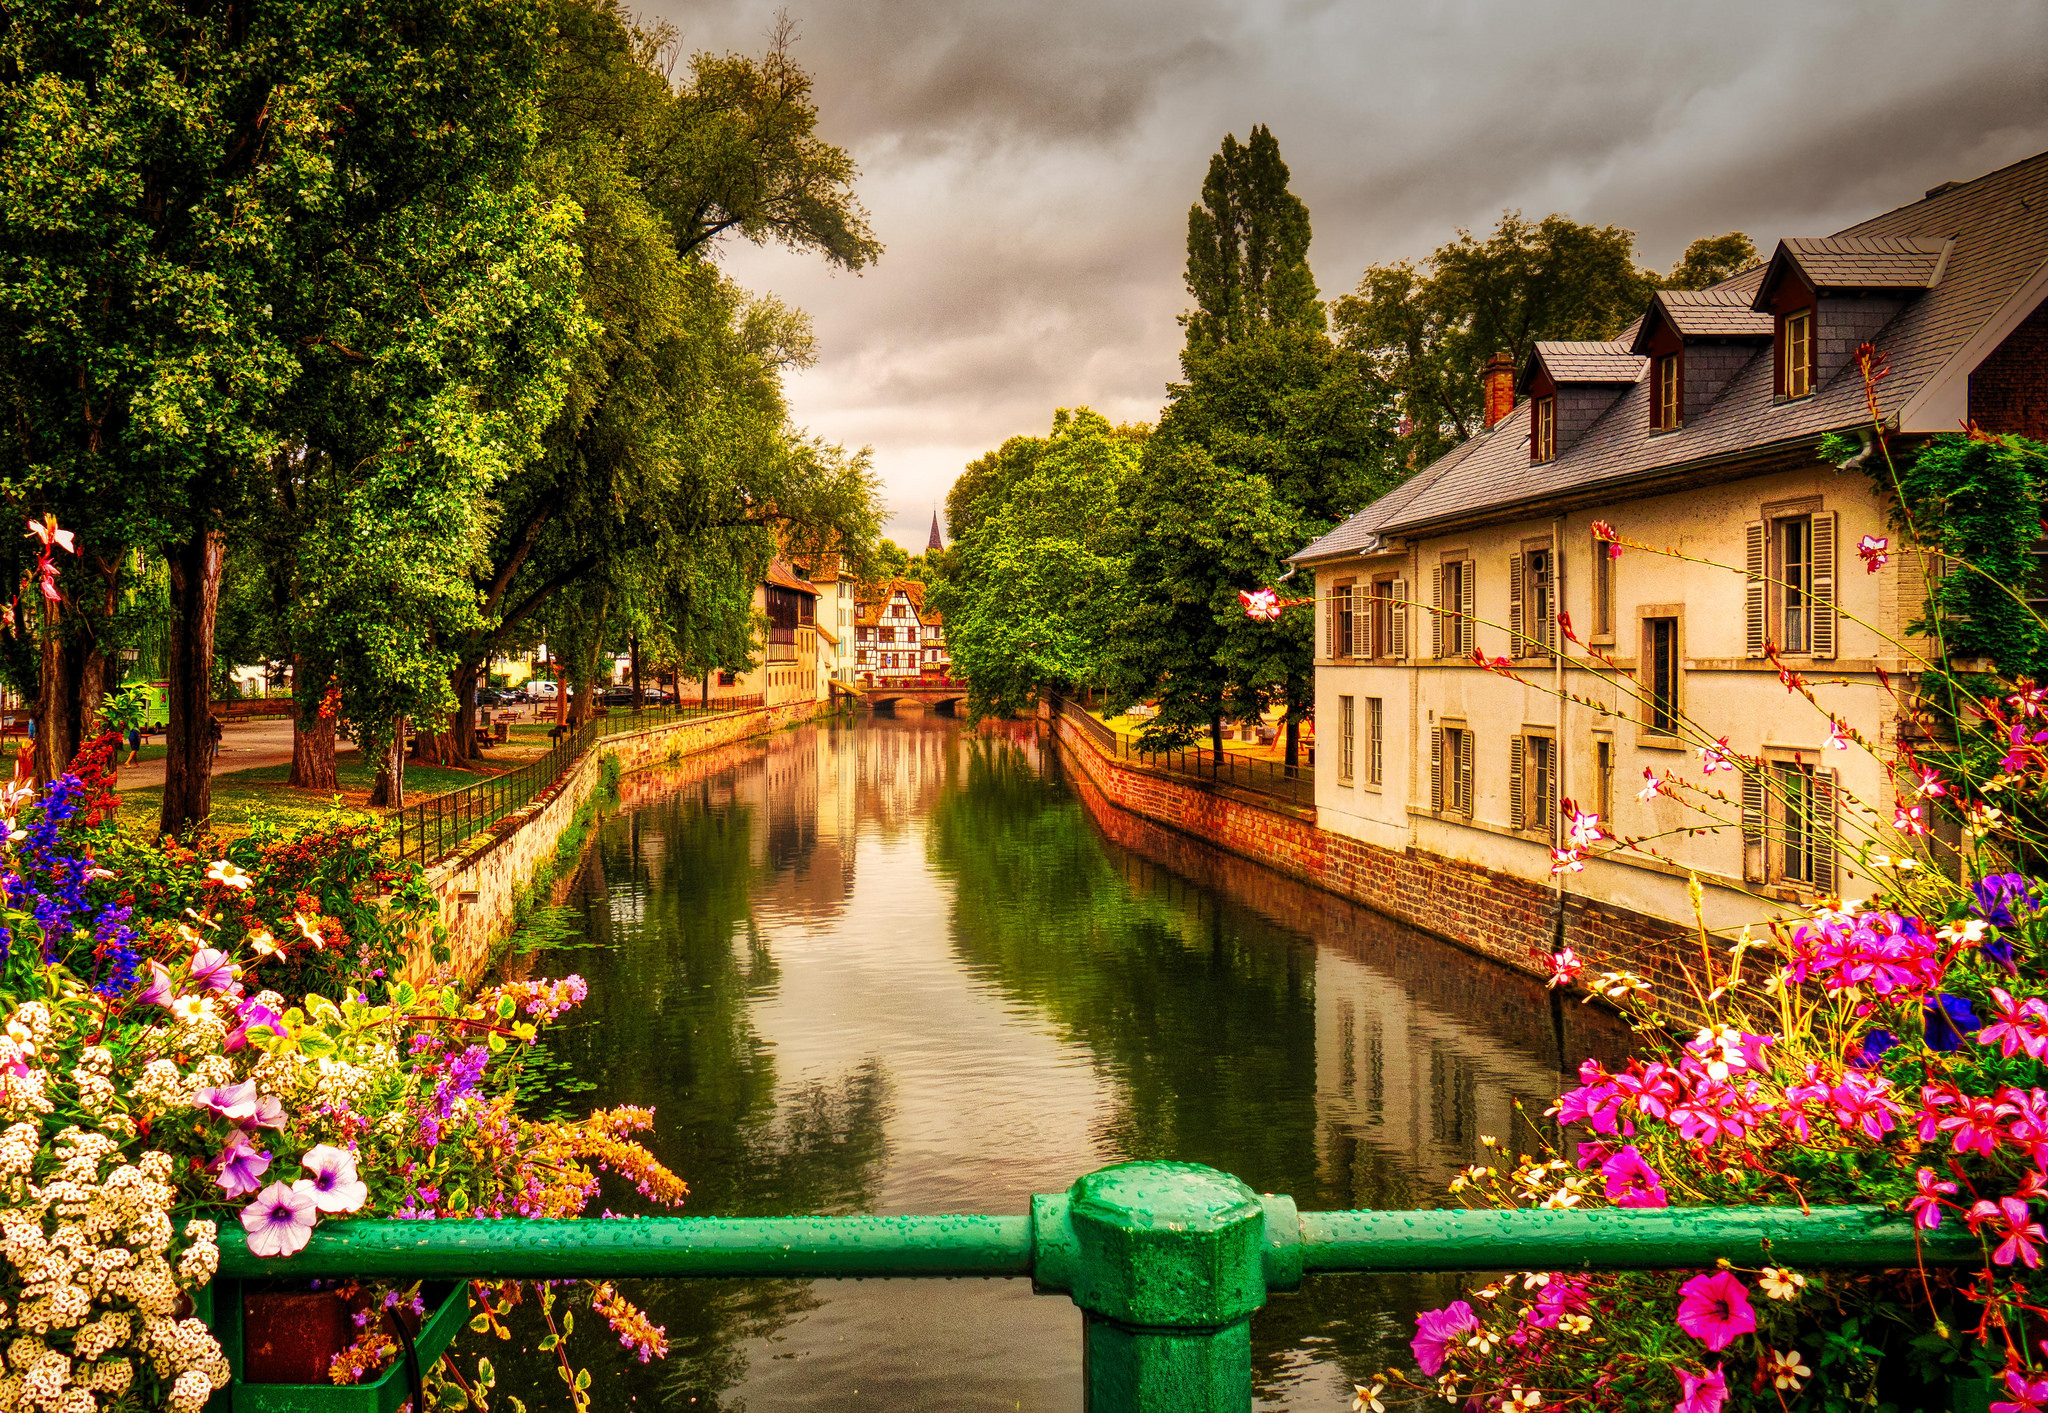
[1994,1368,2048,1413]
[1675,1271,1756,1352]
[211,1131,271,1198]
[188,947,238,993]
[300,1144,369,1214]
[1410,1300,1477,1375]
[1674,1365,1728,1413]
[196,1079,259,1121]
[1599,1145,1668,1208]
[241,1180,320,1258]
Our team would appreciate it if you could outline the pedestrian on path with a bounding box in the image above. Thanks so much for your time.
[206,714,223,765]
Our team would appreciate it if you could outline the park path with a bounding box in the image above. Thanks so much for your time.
[115,719,357,791]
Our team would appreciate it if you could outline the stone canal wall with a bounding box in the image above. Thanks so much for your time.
[1047,705,1691,995]
[406,698,833,987]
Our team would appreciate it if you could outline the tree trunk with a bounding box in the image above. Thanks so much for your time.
[159,527,225,836]
[553,661,569,730]
[1284,714,1299,771]
[1211,713,1224,767]
[630,634,643,711]
[443,659,483,767]
[368,723,405,808]
[701,674,710,708]
[289,656,338,789]
[35,601,76,785]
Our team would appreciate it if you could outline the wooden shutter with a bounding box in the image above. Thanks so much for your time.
[1390,580,1408,659]
[1741,770,1766,883]
[1352,587,1369,659]
[1509,736,1526,830]
[1432,567,1445,658]
[1544,740,1559,840]
[1458,728,1475,816]
[1810,511,1838,659]
[1325,587,1339,660]
[1745,521,1767,657]
[1813,768,1839,894]
[1459,560,1476,657]
[1430,728,1443,811]
[1508,554,1524,658]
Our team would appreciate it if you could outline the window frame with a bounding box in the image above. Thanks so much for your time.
[1594,738,1614,826]
[1511,731,1558,840]
[1591,530,1615,641]
[1642,615,1681,737]
[1338,695,1356,785]
[1532,396,1557,463]
[1653,350,1683,430]
[1778,307,1816,400]
[1367,697,1384,786]
[1774,514,1814,655]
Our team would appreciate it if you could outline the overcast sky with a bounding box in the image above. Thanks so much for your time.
[649,0,2048,548]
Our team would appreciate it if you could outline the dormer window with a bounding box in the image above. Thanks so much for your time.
[1653,352,1683,430]
[1532,397,1557,463]
[1777,307,1815,399]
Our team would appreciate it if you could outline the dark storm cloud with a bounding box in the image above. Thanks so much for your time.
[652,0,2048,544]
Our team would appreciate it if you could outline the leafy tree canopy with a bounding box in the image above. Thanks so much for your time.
[1182,124,1324,350]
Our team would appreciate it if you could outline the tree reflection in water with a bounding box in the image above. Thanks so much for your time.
[472,715,1626,1411]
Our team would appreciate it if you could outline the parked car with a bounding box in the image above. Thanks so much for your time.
[528,680,559,701]
[600,685,638,706]
[475,686,512,706]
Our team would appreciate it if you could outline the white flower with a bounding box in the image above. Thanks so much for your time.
[204,861,252,891]
[1767,1348,1811,1391]
[1758,1266,1807,1301]
[1938,919,1990,945]
[168,996,208,1026]
[1558,1314,1592,1335]
[1351,1382,1386,1413]
[298,1146,367,1214]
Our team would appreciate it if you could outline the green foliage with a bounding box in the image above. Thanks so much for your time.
[931,410,1142,718]
[1663,231,1760,290]
[1333,210,1665,463]
[1181,125,1323,350]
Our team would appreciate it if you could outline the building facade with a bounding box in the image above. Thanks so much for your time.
[697,558,821,707]
[1292,151,2048,941]
[852,580,950,686]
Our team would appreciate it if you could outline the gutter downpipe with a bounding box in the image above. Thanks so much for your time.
[1551,514,1570,1071]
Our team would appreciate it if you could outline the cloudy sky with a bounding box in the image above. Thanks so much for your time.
[649,0,2048,548]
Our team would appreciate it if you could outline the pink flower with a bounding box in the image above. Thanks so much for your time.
[1980,988,2048,1061]
[1825,718,1851,751]
[196,1078,259,1121]
[1857,534,1890,573]
[1600,1145,1668,1208]
[300,1144,369,1214]
[1894,803,1929,837]
[1675,1271,1756,1352]
[133,962,175,1008]
[1994,1368,2048,1413]
[1410,1300,1477,1375]
[1915,766,1947,799]
[188,947,237,992]
[1239,588,1281,622]
[1938,1092,2006,1156]
[1546,949,1583,989]
[1906,1168,1958,1231]
[1638,768,1666,802]
[1969,1197,2045,1268]
[1565,806,1603,849]
[241,1181,320,1258]
[1827,1071,1903,1141]
[24,516,74,554]
[1697,738,1734,774]
[1549,846,1585,874]
[211,1131,271,1198]
[1674,1365,1728,1413]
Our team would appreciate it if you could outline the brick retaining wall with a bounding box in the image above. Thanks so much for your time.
[1047,706,1692,994]
[407,698,833,986]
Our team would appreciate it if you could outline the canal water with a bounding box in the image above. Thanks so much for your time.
[497,714,1627,1411]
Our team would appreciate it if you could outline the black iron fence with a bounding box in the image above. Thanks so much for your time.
[1050,695,1315,808]
[391,698,765,864]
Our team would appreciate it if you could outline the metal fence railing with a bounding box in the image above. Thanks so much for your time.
[1051,695,1315,808]
[206,1160,1980,1413]
[390,697,765,864]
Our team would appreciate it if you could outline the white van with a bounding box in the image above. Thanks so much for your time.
[528,679,560,701]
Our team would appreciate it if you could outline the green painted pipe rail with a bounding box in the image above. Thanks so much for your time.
[209,1162,1982,1413]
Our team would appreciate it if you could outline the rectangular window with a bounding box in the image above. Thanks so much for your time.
[1338,696,1356,784]
[1654,352,1682,429]
[1368,698,1384,785]
[1592,532,1614,638]
[1644,617,1679,735]
[1776,761,1818,884]
[1522,735,1556,839]
[1527,547,1554,656]
[1370,578,1394,658]
[1334,581,1355,660]
[1595,739,1614,825]
[1434,726,1475,816]
[1440,559,1468,657]
[1776,516,1812,653]
[1533,397,1557,462]
[1781,309,1814,399]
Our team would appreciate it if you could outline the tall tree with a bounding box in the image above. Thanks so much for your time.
[1181,125,1324,350]
[1664,232,1760,290]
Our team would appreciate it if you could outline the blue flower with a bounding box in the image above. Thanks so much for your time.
[1858,1030,1899,1066]
[1973,873,2040,929]
[1924,994,1981,1053]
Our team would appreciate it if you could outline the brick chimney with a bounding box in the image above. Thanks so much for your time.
[1481,350,1517,430]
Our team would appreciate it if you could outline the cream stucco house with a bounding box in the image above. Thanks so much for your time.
[1290,151,2048,942]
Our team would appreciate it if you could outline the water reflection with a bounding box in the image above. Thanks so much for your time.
[489,714,1627,1411]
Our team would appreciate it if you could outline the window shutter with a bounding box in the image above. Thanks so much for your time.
[1745,521,1767,658]
[1390,580,1408,659]
[1508,554,1524,658]
[1351,587,1368,659]
[1430,729,1443,812]
[1741,770,1766,883]
[1810,511,1838,659]
[1459,560,1476,657]
[1458,728,1475,816]
[1509,736,1526,830]
[1325,588,1338,660]
[1813,768,1840,895]
[1545,740,1559,841]
[1430,566,1443,659]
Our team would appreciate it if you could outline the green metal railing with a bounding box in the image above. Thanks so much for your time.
[208,1161,1978,1412]
[390,698,764,864]
[1054,696,1316,808]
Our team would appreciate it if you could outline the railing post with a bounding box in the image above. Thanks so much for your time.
[1033,1162,1290,1413]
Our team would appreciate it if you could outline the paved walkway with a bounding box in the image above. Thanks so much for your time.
[117,718,361,791]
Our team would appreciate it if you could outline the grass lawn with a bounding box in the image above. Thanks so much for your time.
[116,756,493,838]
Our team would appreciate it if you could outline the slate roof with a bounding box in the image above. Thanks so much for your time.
[1756,236,1952,304]
[1291,148,2048,558]
[1525,340,1645,387]
[1630,287,1775,350]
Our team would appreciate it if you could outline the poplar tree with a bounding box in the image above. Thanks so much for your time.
[1181,124,1324,350]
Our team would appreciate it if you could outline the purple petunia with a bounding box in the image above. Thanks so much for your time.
[1410,1300,1477,1375]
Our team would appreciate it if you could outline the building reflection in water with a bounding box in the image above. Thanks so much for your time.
[483,713,1627,1412]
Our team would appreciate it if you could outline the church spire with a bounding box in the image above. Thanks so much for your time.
[926,509,944,553]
